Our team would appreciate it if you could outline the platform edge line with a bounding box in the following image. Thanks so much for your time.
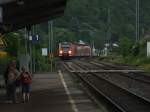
[58,70,79,112]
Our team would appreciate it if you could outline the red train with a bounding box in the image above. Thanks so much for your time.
[59,42,92,58]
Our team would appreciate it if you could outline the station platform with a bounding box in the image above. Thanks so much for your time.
[0,71,103,112]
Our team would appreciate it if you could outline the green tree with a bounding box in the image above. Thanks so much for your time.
[119,37,134,57]
[4,32,21,57]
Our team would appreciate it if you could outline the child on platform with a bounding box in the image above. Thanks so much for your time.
[20,67,32,103]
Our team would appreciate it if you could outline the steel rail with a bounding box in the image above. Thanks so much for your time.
[68,61,150,112]
[62,62,127,112]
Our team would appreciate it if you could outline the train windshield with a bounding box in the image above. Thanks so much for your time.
[62,44,70,47]
[63,46,69,51]
[62,44,70,52]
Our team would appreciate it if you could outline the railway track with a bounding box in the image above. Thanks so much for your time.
[73,61,150,100]
[90,60,150,83]
[75,60,150,84]
[62,60,150,112]
[76,60,150,83]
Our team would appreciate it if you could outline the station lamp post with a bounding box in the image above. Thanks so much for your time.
[48,21,54,72]
[136,0,140,42]
[27,26,39,73]
[28,29,33,74]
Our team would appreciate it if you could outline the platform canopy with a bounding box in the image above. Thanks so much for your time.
[0,0,67,33]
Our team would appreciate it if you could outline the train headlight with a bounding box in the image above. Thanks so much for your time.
[68,50,72,54]
[59,50,63,54]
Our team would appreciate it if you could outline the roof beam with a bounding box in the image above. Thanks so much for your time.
[0,0,67,33]
[0,0,16,5]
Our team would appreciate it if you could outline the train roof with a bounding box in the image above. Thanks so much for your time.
[60,42,90,46]
[72,42,90,46]
[60,42,70,44]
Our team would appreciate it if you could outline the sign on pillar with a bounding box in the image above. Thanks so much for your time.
[147,42,150,58]
[42,48,48,56]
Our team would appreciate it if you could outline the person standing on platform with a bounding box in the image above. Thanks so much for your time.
[4,60,20,103]
[20,67,32,103]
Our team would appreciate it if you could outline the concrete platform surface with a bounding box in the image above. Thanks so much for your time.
[0,71,103,112]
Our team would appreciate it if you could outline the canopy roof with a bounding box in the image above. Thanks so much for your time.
[0,0,15,5]
[0,0,67,33]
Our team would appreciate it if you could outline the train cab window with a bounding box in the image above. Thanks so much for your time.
[63,47,69,52]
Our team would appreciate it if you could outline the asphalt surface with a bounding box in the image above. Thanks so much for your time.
[0,71,102,112]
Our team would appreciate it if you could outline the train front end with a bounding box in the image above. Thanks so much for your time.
[59,42,73,59]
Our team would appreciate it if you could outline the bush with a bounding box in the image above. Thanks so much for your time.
[118,37,134,57]
[0,56,17,75]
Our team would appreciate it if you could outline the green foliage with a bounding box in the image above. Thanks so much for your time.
[34,50,50,72]
[3,0,150,72]
[54,28,76,43]
[0,56,10,65]
[4,32,20,56]
[53,0,150,50]
[0,56,17,74]
[4,32,27,56]
[118,37,134,57]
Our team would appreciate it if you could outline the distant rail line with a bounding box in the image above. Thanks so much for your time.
[90,61,150,83]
